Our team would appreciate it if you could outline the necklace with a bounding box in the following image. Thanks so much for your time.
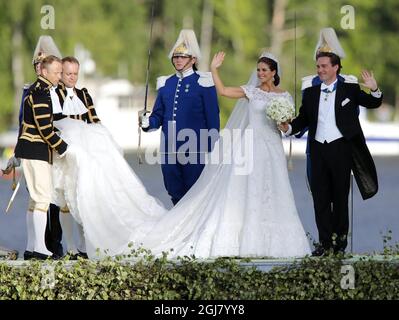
[259,85,273,93]
[321,81,337,101]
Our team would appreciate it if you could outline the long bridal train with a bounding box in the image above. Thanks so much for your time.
[53,92,311,259]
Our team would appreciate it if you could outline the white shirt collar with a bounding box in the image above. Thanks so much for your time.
[320,78,338,92]
[49,87,63,114]
[62,86,88,116]
[66,87,75,96]
[176,68,194,79]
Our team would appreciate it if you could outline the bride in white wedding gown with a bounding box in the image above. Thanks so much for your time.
[53,52,311,259]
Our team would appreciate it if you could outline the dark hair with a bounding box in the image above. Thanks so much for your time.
[62,56,80,65]
[41,55,62,69]
[257,57,280,86]
[316,52,342,75]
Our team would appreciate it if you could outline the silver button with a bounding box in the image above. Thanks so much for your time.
[175,95,179,98]
[177,89,180,92]
[174,107,177,110]
[175,101,178,104]
[173,114,176,117]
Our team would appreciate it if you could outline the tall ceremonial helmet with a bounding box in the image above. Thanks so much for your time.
[168,29,202,60]
[32,35,62,65]
[302,27,357,91]
[314,27,346,60]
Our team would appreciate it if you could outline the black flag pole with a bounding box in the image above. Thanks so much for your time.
[138,0,156,164]
[349,172,354,253]
[287,11,296,171]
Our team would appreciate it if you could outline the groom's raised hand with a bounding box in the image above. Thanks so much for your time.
[360,70,378,91]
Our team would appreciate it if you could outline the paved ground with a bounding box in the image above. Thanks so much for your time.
[0,154,398,256]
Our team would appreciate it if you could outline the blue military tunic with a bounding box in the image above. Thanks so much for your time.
[145,68,220,205]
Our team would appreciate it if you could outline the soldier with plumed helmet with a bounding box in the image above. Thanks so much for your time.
[141,29,220,205]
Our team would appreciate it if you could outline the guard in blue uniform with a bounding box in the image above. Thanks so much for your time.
[141,29,220,205]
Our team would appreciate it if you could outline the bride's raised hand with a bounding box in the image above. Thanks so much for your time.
[210,51,226,70]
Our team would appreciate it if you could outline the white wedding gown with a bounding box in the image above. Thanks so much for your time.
[52,85,311,259]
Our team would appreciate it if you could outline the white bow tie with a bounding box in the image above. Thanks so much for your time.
[62,88,87,116]
[320,81,337,93]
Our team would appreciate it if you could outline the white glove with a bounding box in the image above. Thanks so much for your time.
[140,114,150,129]
[1,155,20,175]
[7,155,21,168]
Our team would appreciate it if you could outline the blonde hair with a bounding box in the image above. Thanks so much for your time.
[41,55,62,70]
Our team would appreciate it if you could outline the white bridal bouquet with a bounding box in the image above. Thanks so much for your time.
[266,97,295,124]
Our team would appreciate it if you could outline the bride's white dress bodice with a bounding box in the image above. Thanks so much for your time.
[243,86,291,138]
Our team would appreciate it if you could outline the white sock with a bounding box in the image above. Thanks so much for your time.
[75,222,86,253]
[26,211,35,252]
[32,210,53,256]
[60,213,78,254]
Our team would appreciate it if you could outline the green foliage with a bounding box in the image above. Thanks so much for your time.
[1,247,398,300]
[1,0,399,131]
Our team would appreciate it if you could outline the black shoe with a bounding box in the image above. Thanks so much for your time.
[312,245,336,257]
[334,247,346,255]
[77,250,88,259]
[24,250,34,260]
[32,251,62,260]
[311,247,326,257]
[64,250,88,260]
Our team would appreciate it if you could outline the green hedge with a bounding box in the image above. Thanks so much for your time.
[1,246,399,300]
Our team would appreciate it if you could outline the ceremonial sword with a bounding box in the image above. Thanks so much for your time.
[4,168,24,214]
[138,0,157,164]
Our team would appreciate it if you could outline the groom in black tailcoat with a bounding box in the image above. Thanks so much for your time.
[279,28,383,255]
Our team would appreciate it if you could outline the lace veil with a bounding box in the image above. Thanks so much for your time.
[133,52,283,254]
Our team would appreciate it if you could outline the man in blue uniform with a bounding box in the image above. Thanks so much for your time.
[141,29,220,205]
